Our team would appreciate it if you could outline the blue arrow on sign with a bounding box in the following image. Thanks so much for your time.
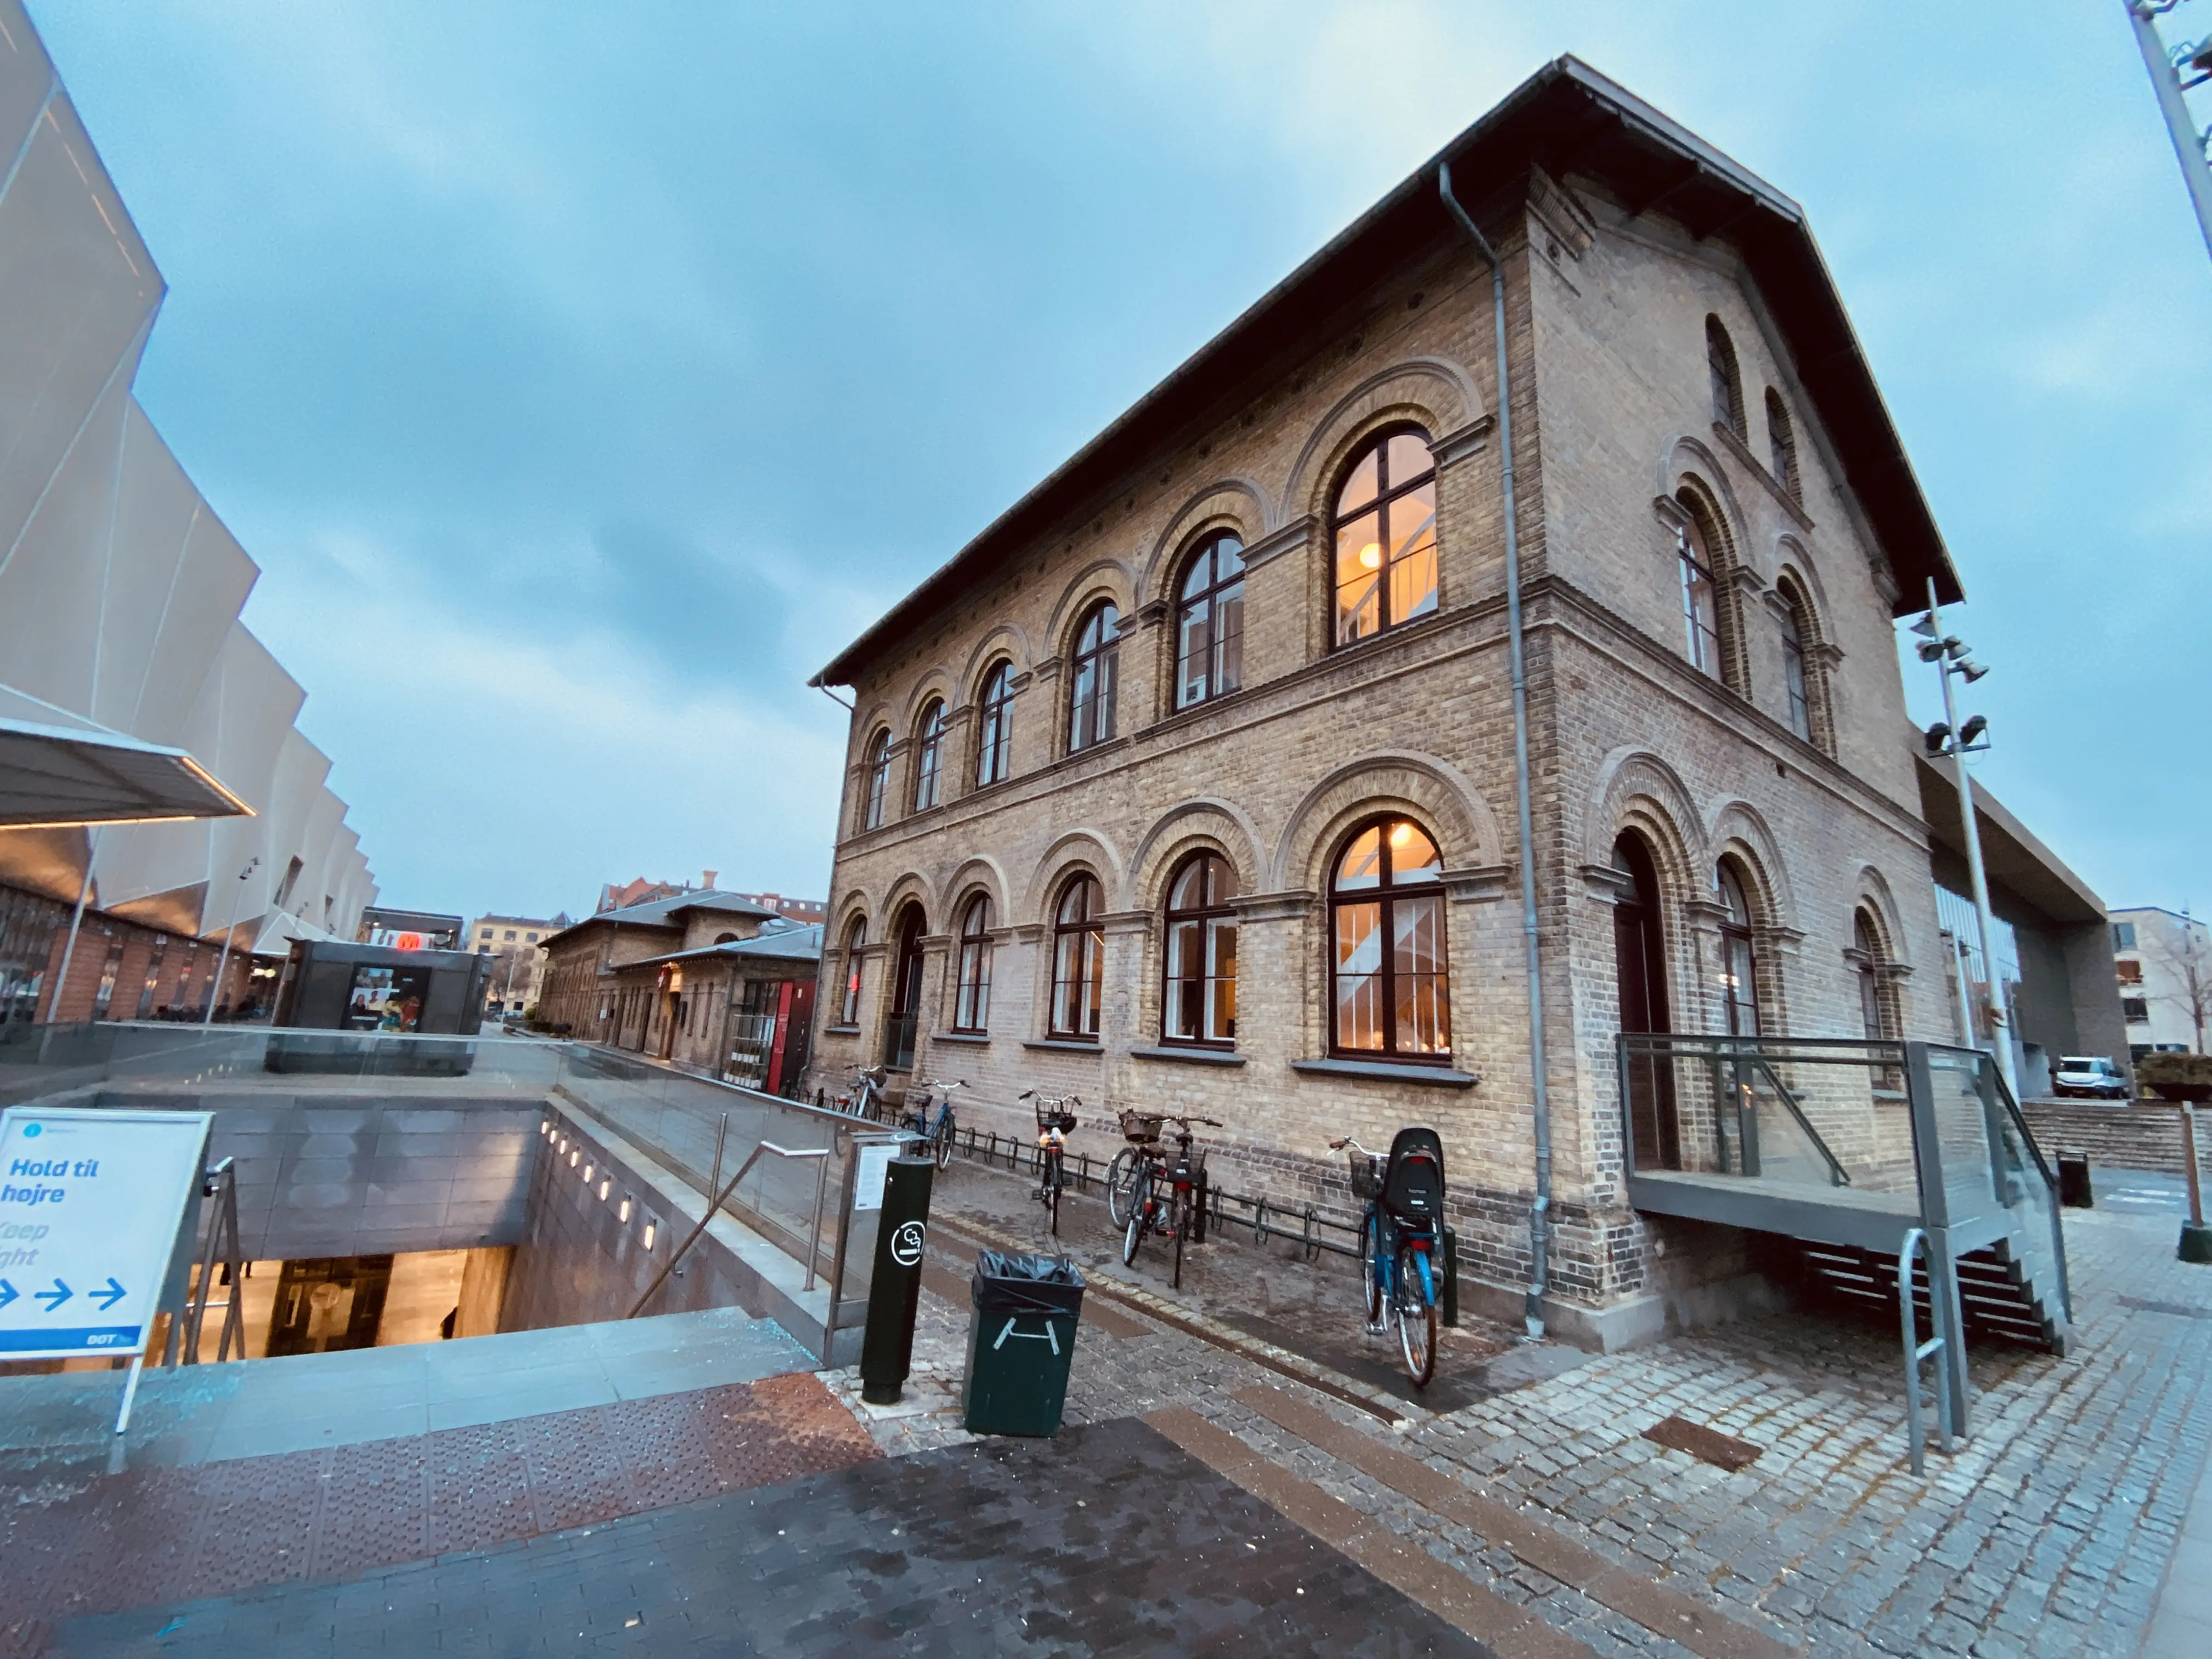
[0,1280,14,1312]
[35,1279,70,1313]
[91,1278,126,1312]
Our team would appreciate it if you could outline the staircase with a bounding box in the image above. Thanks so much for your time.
[1792,1234,2067,1355]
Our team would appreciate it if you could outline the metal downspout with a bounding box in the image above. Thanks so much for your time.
[1440,162,1551,1338]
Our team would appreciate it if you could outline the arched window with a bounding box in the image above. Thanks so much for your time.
[1331,427,1437,647]
[1676,506,1724,680]
[884,904,926,1069]
[1163,851,1238,1045]
[1174,533,1246,709]
[1780,595,1813,743]
[1855,910,1893,1044]
[1765,388,1799,502]
[1067,603,1120,753]
[953,894,993,1034]
[975,661,1014,786]
[1613,830,1678,1168]
[1049,874,1104,1039]
[1775,575,1830,754]
[1329,817,1449,1059]
[1716,863,1761,1036]
[911,699,945,812]
[861,731,891,831]
[838,917,867,1025]
[1706,315,1743,437]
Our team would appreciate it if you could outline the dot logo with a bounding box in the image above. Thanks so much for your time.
[20,1125,38,1138]
[889,1221,926,1267]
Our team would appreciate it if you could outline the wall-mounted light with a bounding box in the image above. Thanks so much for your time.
[642,1216,659,1250]
[582,1163,594,1183]
[569,1148,580,1169]
[599,1178,611,1201]
[540,1121,551,1137]
[619,1194,633,1223]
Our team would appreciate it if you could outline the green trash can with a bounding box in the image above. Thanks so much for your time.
[962,1251,1085,1436]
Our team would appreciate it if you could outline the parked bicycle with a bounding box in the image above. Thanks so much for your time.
[1331,1128,1447,1386]
[833,1064,890,1122]
[902,1077,966,1169]
[1020,1090,1081,1237]
[1120,1110,1220,1289]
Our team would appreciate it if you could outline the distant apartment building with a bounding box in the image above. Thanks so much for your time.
[2111,906,2208,1059]
[536,887,823,1092]
[465,912,569,1015]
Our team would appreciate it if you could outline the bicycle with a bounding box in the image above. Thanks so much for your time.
[1120,1110,1220,1289]
[833,1064,889,1122]
[1331,1127,1447,1387]
[1020,1090,1080,1237]
[901,1077,966,1169]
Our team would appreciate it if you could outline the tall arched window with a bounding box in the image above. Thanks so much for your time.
[1049,874,1104,1039]
[975,661,1014,786]
[1716,862,1761,1036]
[1329,817,1449,1059]
[1707,315,1743,437]
[1775,574,1830,753]
[1614,830,1677,1168]
[953,894,993,1034]
[1331,427,1437,647]
[861,731,891,830]
[1175,533,1246,709]
[838,917,867,1025]
[911,699,945,811]
[1067,603,1120,753]
[885,904,926,1069]
[1855,910,1893,1044]
[1780,597,1813,743]
[1765,387,1800,501]
[1676,508,1724,680]
[1163,852,1238,1046]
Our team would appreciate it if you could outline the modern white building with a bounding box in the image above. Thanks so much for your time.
[2111,906,2209,1059]
[0,0,377,1022]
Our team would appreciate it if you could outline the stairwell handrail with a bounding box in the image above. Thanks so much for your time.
[1982,1059,2073,1322]
[1737,1052,1853,1188]
[1897,1226,1956,1476]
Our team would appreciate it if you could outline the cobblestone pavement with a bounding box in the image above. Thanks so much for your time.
[51,1418,1490,1658]
[1,1374,878,1657]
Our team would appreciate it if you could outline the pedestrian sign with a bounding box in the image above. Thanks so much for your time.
[0,1107,211,1363]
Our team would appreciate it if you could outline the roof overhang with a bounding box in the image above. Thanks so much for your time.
[813,55,1961,687]
[1912,743,2106,927]
[0,711,253,830]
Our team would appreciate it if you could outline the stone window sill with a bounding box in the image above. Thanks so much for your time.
[1291,1057,1478,1088]
[822,1025,861,1036]
[1023,1037,1103,1054]
[934,1031,990,1046]
[1131,1044,1245,1068]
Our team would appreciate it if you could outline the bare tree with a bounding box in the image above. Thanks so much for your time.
[487,944,536,1015]
[2138,916,2211,1053]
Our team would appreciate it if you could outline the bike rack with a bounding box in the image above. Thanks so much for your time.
[1898,1226,1956,1475]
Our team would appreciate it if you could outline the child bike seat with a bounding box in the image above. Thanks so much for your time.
[1381,1126,1446,1227]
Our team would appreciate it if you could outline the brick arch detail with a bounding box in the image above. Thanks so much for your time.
[1042,560,1138,661]
[1852,865,1910,970]
[1127,798,1267,910]
[878,873,934,937]
[1706,799,1798,932]
[1284,356,1483,522]
[1584,747,1709,890]
[1657,435,1764,585]
[1020,830,1126,927]
[956,625,1033,701]
[1272,751,1501,892]
[1139,479,1271,607]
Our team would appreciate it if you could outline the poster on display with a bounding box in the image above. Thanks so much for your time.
[0,1108,210,1363]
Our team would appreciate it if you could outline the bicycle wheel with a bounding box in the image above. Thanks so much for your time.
[1122,1170,1150,1266]
[1045,1150,1063,1237]
[934,1113,956,1169]
[1360,1211,1385,1329]
[1172,1185,1190,1290]
[1396,1243,1437,1387]
[1105,1147,1138,1227]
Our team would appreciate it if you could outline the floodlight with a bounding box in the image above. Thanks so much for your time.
[1959,660,1989,683]
[1923,721,1951,755]
[1910,612,1939,638]
[1959,714,1988,745]
[1916,640,1946,662]
[1942,636,1967,658]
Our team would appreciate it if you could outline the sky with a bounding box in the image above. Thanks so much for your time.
[24,1,2212,923]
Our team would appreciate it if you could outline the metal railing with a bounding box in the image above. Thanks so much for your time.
[1898,1226,1957,1475]
[172,1159,247,1366]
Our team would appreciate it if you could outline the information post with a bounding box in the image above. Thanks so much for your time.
[0,1108,213,1432]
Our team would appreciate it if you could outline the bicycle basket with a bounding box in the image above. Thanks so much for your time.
[1347,1149,1388,1201]
[1119,1109,1165,1144]
[1034,1099,1079,1133]
[1169,1149,1207,1186]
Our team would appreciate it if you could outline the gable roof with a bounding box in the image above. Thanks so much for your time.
[627,923,826,972]
[813,56,1960,688]
[538,888,776,951]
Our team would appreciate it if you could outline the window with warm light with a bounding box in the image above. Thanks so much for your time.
[1068,603,1119,752]
[861,730,891,830]
[839,917,867,1024]
[912,698,945,811]
[1049,874,1105,1039]
[953,894,993,1033]
[1329,817,1449,1060]
[1332,428,1437,646]
[1717,863,1760,1036]
[1163,851,1238,1046]
[976,661,1014,786]
[1175,533,1245,708]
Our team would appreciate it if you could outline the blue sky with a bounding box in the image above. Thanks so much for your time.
[26,1,2212,922]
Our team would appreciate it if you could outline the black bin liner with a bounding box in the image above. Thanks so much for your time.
[963,1251,1085,1436]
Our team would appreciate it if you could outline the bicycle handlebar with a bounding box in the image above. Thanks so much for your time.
[1329,1135,1379,1154]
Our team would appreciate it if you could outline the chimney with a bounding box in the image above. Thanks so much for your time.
[702,869,718,889]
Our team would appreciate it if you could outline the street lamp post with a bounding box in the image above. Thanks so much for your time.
[1915,582,2019,1099]
[201,856,259,1029]
[2125,1,2212,262]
